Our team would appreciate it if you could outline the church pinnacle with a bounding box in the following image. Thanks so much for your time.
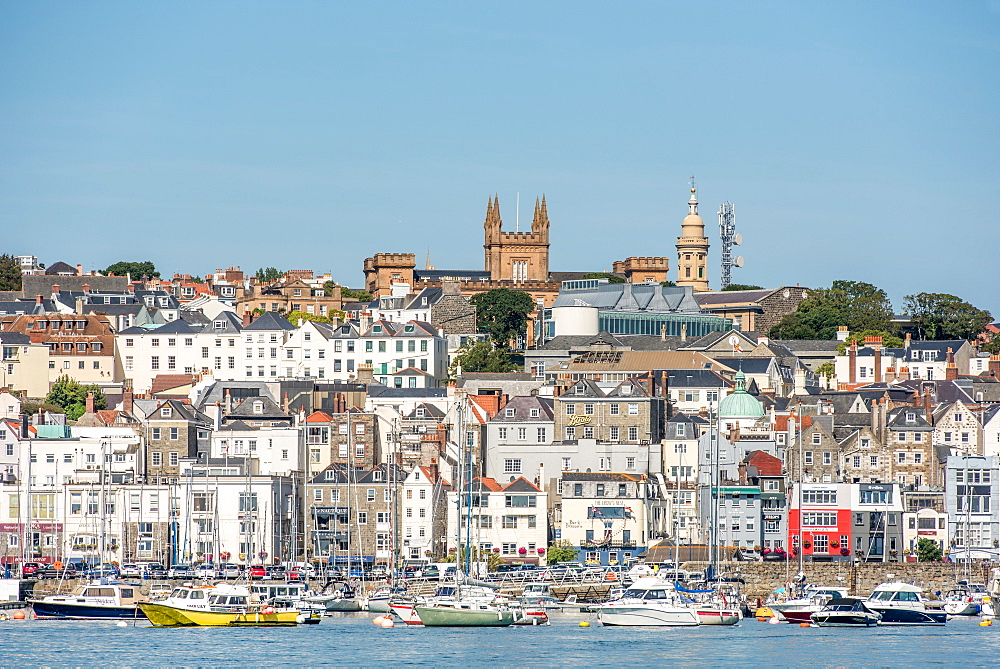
[675,178,710,292]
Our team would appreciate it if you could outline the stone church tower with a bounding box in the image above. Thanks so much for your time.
[483,195,550,282]
[675,183,710,291]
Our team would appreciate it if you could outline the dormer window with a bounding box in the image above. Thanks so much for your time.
[574,385,585,395]
[530,408,539,418]
[677,423,686,436]
[373,470,384,481]
[416,408,425,418]
[253,401,264,415]
[911,351,919,360]
[404,324,414,333]
[922,351,936,362]
[214,321,226,330]
[505,408,515,417]
[905,412,915,421]
[160,406,172,418]
[373,325,382,333]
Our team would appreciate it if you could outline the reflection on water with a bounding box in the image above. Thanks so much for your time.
[1,614,998,666]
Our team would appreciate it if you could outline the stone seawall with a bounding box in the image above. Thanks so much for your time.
[680,561,997,599]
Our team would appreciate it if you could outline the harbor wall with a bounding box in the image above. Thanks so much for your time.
[679,561,997,599]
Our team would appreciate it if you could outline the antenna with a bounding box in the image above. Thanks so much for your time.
[718,202,742,288]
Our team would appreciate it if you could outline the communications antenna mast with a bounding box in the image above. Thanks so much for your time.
[718,202,743,289]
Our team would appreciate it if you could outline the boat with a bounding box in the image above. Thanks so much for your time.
[810,598,881,627]
[942,582,988,616]
[597,577,700,626]
[674,581,741,626]
[365,584,407,613]
[390,584,507,625]
[139,583,299,626]
[249,581,325,622]
[771,586,850,623]
[864,582,947,625]
[30,581,147,620]
[414,600,519,627]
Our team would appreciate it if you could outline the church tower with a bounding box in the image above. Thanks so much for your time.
[675,180,710,291]
[483,195,550,282]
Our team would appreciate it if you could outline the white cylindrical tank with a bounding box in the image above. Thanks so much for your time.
[551,306,599,337]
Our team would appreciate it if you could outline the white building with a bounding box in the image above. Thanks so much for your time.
[446,476,548,565]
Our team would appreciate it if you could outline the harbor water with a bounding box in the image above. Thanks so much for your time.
[1,613,998,666]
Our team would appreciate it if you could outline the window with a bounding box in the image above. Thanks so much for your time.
[565,404,575,415]
[804,451,813,465]
[565,426,575,440]
[628,426,638,441]
[610,426,619,441]
[823,452,832,465]
[504,459,522,473]
[169,427,179,440]
[367,489,376,502]
[801,512,838,526]
[870,455,879,467]
[169,452,178,467]
[812,433,821,445]
[801,489,838,504]
[628,403,639,415]
[610,404,620,415]
[584,403,594,415]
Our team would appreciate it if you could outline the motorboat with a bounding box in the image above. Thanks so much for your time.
[942,585,982,616]
[250,581,325,621]
[810,598,881,627]
[674,581,741,625]
[414,600,520,627]
[519,583,592,613]
[864,581,947,625]
[30,581,147,620]
[364,584,407,613]
[597,577,700,626]
[390,584,503,625]
[771,586,850,624]
[139,583,299,626]
[312,583,363,612]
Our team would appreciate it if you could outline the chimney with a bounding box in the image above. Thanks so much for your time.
[848,343,857,384]
[836,326,850,342]
[647,371,655,397]
[757,334,769,346]
[537,463,545,492]
[680,323,687,342]
[225,389,232,414]
[123,386,134,414]
[51,283,60,296]
[793,367,807,395]
[76,264,83,276]
[923,387,932,426]
[85,392,94,415]
[127,283,135,293]
[214,401,222,430]
[945,347,958,381]
[553,385,561,398]
[870,398,879,433]
[659,370,668,398]
[898,366,911,382]
[82,282,90,294]
[873,340,882,383]
[904,332,912,349]
[242,311,252,327]
[283,392,290,414]
[36,294,43,305]
[990,355,1000,378]
[429,457,439,482]
[884,367,896,383]
[500,394,509,411]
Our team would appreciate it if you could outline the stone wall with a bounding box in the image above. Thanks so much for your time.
[681,560,996,599]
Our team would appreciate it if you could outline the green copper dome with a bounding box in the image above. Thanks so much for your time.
[718,370,764,419]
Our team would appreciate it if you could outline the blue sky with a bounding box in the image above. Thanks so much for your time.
[2,1,998,319]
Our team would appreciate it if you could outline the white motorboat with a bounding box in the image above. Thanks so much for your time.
[865,582,947,625]
[597,578,700,626]
[810,598,881,627]
[770,586,850,624]
[30,581,146,620]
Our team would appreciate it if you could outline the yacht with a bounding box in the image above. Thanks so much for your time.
[139,583,299,626]
[771,586,850,623]
[810,598,881,627]
[31,581,147,620]
[864,581,947,625]
[597,578,700,626]
[390,584,503,625]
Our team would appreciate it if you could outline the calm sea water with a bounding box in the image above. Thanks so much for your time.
[1,613,997,667]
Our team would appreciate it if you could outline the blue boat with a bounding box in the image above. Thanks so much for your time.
[30,581,147,620]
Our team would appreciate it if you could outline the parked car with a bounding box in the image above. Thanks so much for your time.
[218,563,242,579]
[20,562,42,577]
[35,565,78,580]
[86,564,120,579]
[266,565,287,580]
[143,563,168,579]
[119,563,142,578]
[168,564,192,579]
[247,564,267,579]
[194,563,217,579]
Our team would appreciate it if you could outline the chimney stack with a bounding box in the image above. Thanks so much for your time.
[242,311,252,327]
[36,294,43,305]
[945,347,958,381]
[904,332,912,349]
[990,355,1000,378]
[123,386,134,414]
[923,387,932,425]
[85,391,94,415]
[848,343,857,384]
[836,326,850,342]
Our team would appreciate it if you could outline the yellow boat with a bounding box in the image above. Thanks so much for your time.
[139,583,298,627]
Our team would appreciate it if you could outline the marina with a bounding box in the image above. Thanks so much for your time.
[2,613,999,666]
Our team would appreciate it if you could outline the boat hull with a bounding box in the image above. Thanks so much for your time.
[366,597,391,613]
[695,608,741,625]
[811,612,880,627]
[867,607,947,625]
[139,602,298,627]
[31,601,145,620]
[598,605,700,626]
[943,601,979,616]
[325,598,363,612]
[414,605,515,627]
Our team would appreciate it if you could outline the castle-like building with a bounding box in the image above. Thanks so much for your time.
[483,195,550,283]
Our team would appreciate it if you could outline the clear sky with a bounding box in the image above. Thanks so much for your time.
[2,1,998,318]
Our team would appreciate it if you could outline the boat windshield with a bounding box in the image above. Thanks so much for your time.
[190,590,205,600]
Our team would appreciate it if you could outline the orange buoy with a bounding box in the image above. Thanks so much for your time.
[756,617,767,622]
[12,610,26,620]
[799,622,810,628]
[607,571,617,581]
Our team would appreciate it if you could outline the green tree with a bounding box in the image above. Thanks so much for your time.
[982,338,1000,354]
[916,537,943,562]
[324,281,373,302]
[104,260,159,279]
[580,272,625,284]
[0,254,22,291]
[255,267,285,284]
[545,540,579,565]
[441,546,504,571]
[45,375,106,421]
[815,361,836,380]
[721,283,763,291]
[660,280,676,287]
[470,288,535,348]
[836,330,905,354]
[904,292,992,341]
[769,280,895,340]
[450,340,517,375]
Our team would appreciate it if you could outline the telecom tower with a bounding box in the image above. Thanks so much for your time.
[717,202,743,289]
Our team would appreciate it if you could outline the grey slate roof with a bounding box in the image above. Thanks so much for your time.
[244,311,295,331]
[488,396,554,423]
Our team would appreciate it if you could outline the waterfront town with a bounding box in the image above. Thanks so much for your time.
[1,186,998,583]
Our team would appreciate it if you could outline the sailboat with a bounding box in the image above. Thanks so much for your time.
[413,394,522,627]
